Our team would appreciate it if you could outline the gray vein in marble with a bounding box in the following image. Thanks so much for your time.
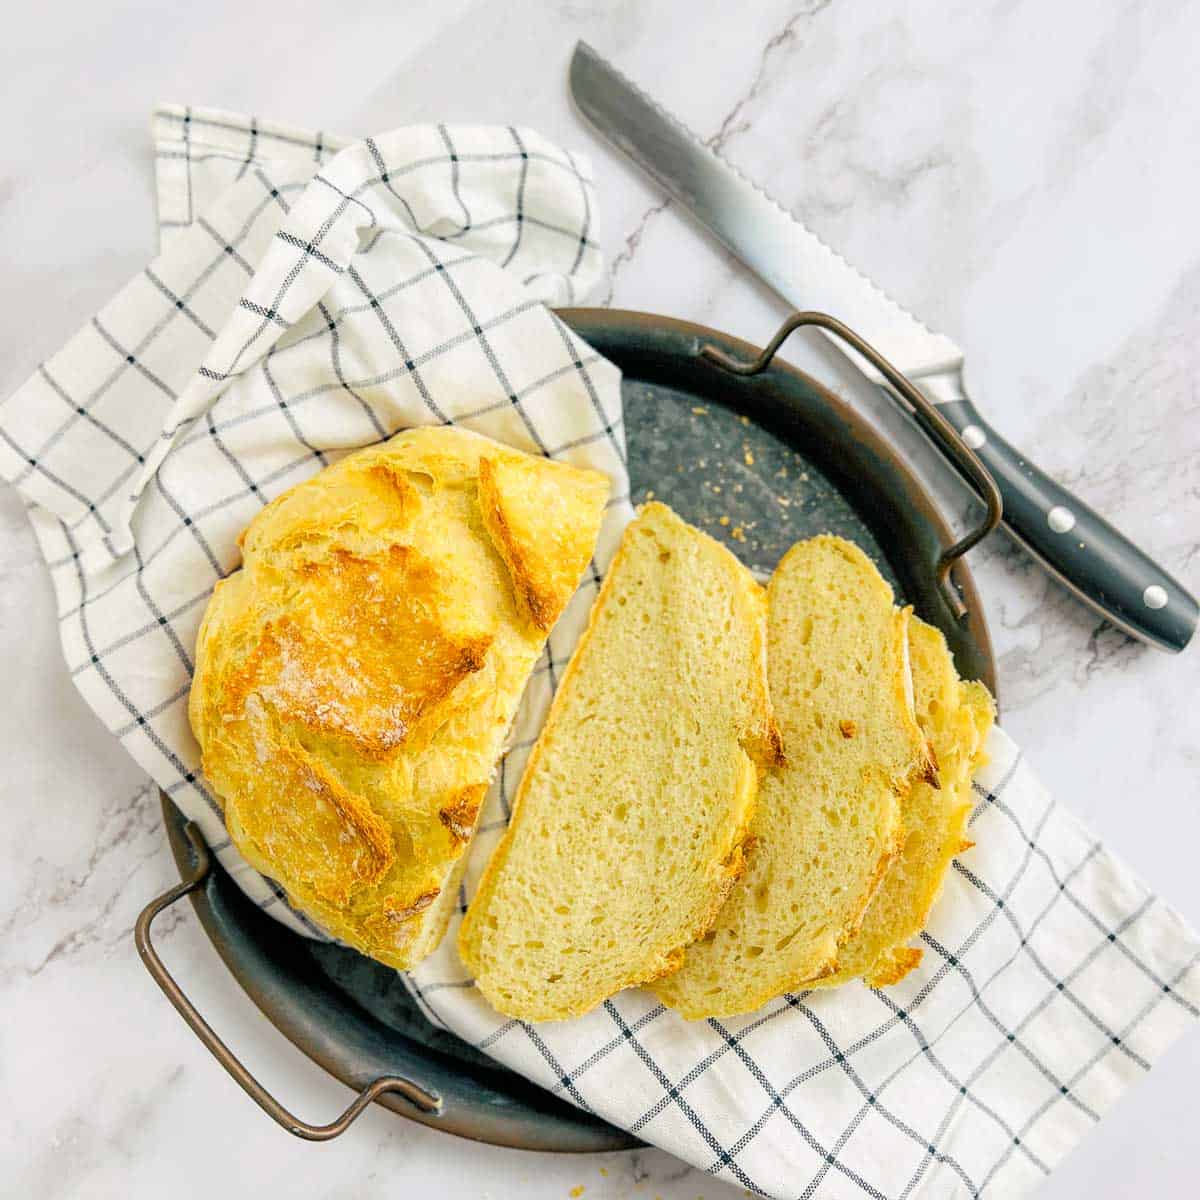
[603,0,835,302]
[2,780,175,979]
[24,1063,186,1200]
[604,197,670,304]
[794,36,962,218]
[630,1147,701,1187]
[706,0,833,149]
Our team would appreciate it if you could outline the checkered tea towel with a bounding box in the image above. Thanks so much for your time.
[2,107,1197,1200]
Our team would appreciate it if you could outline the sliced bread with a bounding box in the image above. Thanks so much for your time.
[810,616,995,990]
[458,502,782,1021]
[652,535,935,1019]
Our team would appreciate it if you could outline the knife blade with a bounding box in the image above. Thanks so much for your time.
[570,40,1198,652]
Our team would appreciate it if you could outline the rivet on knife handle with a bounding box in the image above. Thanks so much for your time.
[930,395,1198,652]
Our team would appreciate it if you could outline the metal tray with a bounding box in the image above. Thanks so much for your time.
[142,308,997,1152]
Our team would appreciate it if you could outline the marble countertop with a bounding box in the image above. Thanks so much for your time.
[3,1,1198,1197]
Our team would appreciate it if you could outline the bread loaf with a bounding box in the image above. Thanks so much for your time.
[458,503,782,1021]
[189,426,609,969]
[652,536,935,1019]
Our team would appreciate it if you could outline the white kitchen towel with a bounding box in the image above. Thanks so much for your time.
[1,106,1197,1200]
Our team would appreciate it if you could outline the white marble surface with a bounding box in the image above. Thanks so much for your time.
[3,1,1198,1196]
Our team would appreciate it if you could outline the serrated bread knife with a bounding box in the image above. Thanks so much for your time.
[570,41,1197,652]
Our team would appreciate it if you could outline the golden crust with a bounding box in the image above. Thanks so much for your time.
[739,574,786,768]
[219,728,395,907]
[477,452,609,632]
[846,817,907,940]
[652,746,766,989]
[222,545,492,759]
[647,947,687,982]
[438,782,487,849]
[895,607,940,789]
[189,426,610,969]
[865,945,924,989]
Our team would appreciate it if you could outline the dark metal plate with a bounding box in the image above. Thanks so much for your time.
[160,308,995,1152]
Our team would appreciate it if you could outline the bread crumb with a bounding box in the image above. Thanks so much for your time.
[718,516,730,526]
[692,405,708,414]
[839,719,857,739]
[731,526,746,542]
[743,450,755,466]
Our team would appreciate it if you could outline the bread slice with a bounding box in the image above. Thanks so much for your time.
[652,535,935,1019]
[189,426,610,970]
[810,617,995,990]
[458,502,782,1021]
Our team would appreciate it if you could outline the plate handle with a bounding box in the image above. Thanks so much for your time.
[699,310,1003,620]
[135,821,442,1140]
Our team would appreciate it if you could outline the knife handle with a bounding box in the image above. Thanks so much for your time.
[933,397,1197,652]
